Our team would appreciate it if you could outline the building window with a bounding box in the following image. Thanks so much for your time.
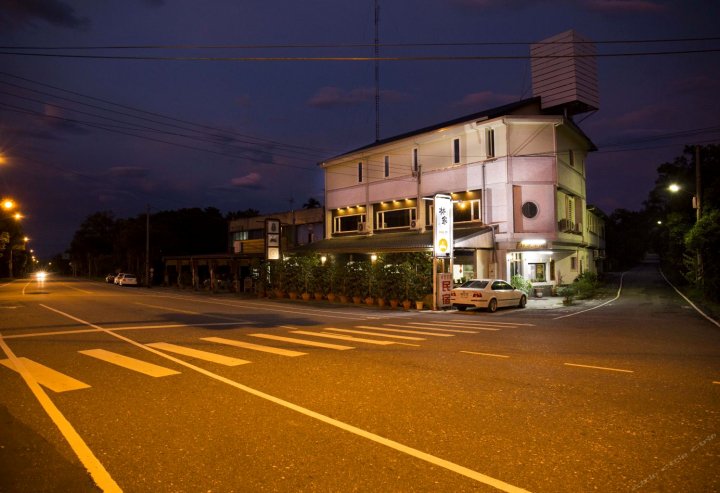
[358,162,363,183]
[486,128,495,158]
[529,263,546,282]
[453,200,481,223]
[571,256,578,271]
[522,201,539,219]
[333,213,366,233]
[384,155,390,177]
[568,149,575,167]
[376,207,416,229]
[453,138,461,164]
[233,231,249,241]
[412,148,419,173]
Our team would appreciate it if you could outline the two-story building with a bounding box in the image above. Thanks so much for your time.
[311,97,603,291]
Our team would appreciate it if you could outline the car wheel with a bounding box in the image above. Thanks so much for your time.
[518,295,527,308]
[487,298,497,313]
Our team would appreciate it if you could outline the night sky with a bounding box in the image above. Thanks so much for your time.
[1,0,719,257]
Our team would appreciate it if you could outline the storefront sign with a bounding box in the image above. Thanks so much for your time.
[266,218,280,260]
[433,194,453,258]
[437,272,453,308]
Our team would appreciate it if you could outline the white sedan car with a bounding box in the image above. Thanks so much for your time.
[451,279,527,312]
[117,274,138,286]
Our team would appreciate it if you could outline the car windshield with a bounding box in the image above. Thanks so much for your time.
[459,280,489,289]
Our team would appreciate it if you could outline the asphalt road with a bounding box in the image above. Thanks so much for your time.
[1,264,718,492]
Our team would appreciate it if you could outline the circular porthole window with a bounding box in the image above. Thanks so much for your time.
[522,201,539,219]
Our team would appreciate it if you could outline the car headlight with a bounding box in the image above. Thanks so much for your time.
[35,271,47,281]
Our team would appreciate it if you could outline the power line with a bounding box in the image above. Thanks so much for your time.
[2,36,719,50]
[1,48,718,62]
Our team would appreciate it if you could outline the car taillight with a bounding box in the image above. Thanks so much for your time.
[473,293,482,298]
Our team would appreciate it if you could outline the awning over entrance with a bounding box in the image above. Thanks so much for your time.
[293,226,494,254]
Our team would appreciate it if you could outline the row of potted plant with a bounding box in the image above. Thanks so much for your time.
[262,253,433,309]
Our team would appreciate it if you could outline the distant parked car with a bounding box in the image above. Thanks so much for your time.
[114,273,127,285]
[105,274,116,283]
[118,274,137,286]
[451,279,527,312]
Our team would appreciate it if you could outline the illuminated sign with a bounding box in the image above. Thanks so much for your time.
[433,194,453,258]
[266,218,281,260]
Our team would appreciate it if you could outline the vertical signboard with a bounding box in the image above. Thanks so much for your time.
[437,272,453,309]
[266,218,280,260]
[433,194,453,258]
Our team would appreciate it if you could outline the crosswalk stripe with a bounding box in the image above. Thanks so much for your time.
[356,325,453,337]
[324,328,426,341]
[78,349,180,377]
[202,337,306,357]
[146,342,251,366]
[291,330,395,346]
[402,323,486,333]
[412,321,504,330]
[0,357,91,393]
[450,319,534,327]
[250,333,354,351]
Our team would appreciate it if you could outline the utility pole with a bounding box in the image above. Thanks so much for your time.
[374,0,380,141]
[695,145,702,285]
[145,204,150,288]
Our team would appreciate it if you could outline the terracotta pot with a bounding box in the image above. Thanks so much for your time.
[402,300,412,310]
[377,298,386,308]
[301,292,311,301]
[353,296,362,304]
[274,289,285,299]
[314,292,324,301]
[327,293,336,302]
[364,297,374,305]
[415,301,424,310]
[389,299,399,309]
[339,295,349,303]
[289,292,298,300]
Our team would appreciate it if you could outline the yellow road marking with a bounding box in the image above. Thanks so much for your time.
[1,322,243,340]
[368,325,453,337]
[0,335,121,492]
[291,330,394,345]
[564,362,634,374]
[325,328,425,341]
[0,357,91,392]
[202,337,306,357]
[146,342,250,366]
[250,333,354,351]
[79,349,180,377]
[460,351,510,359]
[405,322,488,333]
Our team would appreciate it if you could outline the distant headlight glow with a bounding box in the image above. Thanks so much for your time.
[35,271,47,281]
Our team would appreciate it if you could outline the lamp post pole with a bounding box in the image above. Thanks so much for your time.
[695,145,702,284]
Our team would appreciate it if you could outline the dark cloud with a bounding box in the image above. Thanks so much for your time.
[230,172,262,189]
[308,86,410,109]
[581,0,669,13]
[0,0,90,30]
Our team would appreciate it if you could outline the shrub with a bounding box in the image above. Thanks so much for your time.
[573,272,600,299]
[511,275,533,296]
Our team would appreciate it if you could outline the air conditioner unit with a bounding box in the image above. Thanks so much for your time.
[409,220,419,229]
[558,218,573,232]
[575,222,583,234]
[357,222,366,232]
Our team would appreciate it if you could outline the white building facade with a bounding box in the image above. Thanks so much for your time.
[319,98,605,291]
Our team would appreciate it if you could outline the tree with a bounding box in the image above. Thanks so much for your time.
[302,197,322,209]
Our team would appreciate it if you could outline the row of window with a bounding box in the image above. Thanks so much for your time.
[333,199,483,233]
[355,129,497,183]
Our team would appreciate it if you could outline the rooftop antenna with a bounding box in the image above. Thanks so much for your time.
[374,0,380,141]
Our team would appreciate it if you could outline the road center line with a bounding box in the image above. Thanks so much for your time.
[564,362,634,374]
[460,351,510,359]
[39,304,531,493]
